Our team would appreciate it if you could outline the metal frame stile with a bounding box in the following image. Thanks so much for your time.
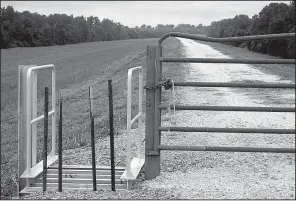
[144,32,296,180]
[18,64,58,193]
[120,66,145,188]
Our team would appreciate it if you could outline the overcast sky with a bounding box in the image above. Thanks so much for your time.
[1,1,290,27]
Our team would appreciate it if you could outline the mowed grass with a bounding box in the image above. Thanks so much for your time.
[1,38,186,198]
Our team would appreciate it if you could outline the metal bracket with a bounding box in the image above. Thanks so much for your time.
[146,150,160,156]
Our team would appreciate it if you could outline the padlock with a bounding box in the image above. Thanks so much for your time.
[163,79,172,90]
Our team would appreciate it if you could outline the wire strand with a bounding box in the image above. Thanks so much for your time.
[0,96,104,123]
[167,80,176,134]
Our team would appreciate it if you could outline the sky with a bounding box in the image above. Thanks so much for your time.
[1,1,290,27]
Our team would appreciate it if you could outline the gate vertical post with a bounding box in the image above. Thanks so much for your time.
[154,44,162,165]
[145,45,160,180]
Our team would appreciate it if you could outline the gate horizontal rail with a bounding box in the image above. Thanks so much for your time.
[172,81,295,88]
[157,32,295,45]
[158,105,295,112]
[159,57,295,64]
[159,127,295,134]
[158,145,295,153]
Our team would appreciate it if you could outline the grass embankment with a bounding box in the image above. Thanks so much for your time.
[1,37,185,198]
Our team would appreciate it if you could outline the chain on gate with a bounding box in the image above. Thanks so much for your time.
[142,76,176,144]
[143,75,173,90]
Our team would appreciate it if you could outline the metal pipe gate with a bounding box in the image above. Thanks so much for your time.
[144,32,295,180]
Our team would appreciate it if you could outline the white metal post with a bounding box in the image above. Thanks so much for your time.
[18,65,33,191]
[50,69,56,156]
[18,66,21,189]
[26,72,32,177]
[137,69,143,159]
[31,71,37,166]
[126,69,133,177]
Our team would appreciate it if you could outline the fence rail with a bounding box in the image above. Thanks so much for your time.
[172,81,296,88]
[158,145,295,153]
[157,32,295,45]
[159,57,295,64]
[159,127,295,134]
[158,105,295,112]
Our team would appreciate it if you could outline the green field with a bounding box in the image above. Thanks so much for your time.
[1,38,185,198]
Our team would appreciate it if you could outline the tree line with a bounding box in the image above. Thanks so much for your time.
[0,5,204,49]
[206,1,295,58]
[1,2,295,59]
